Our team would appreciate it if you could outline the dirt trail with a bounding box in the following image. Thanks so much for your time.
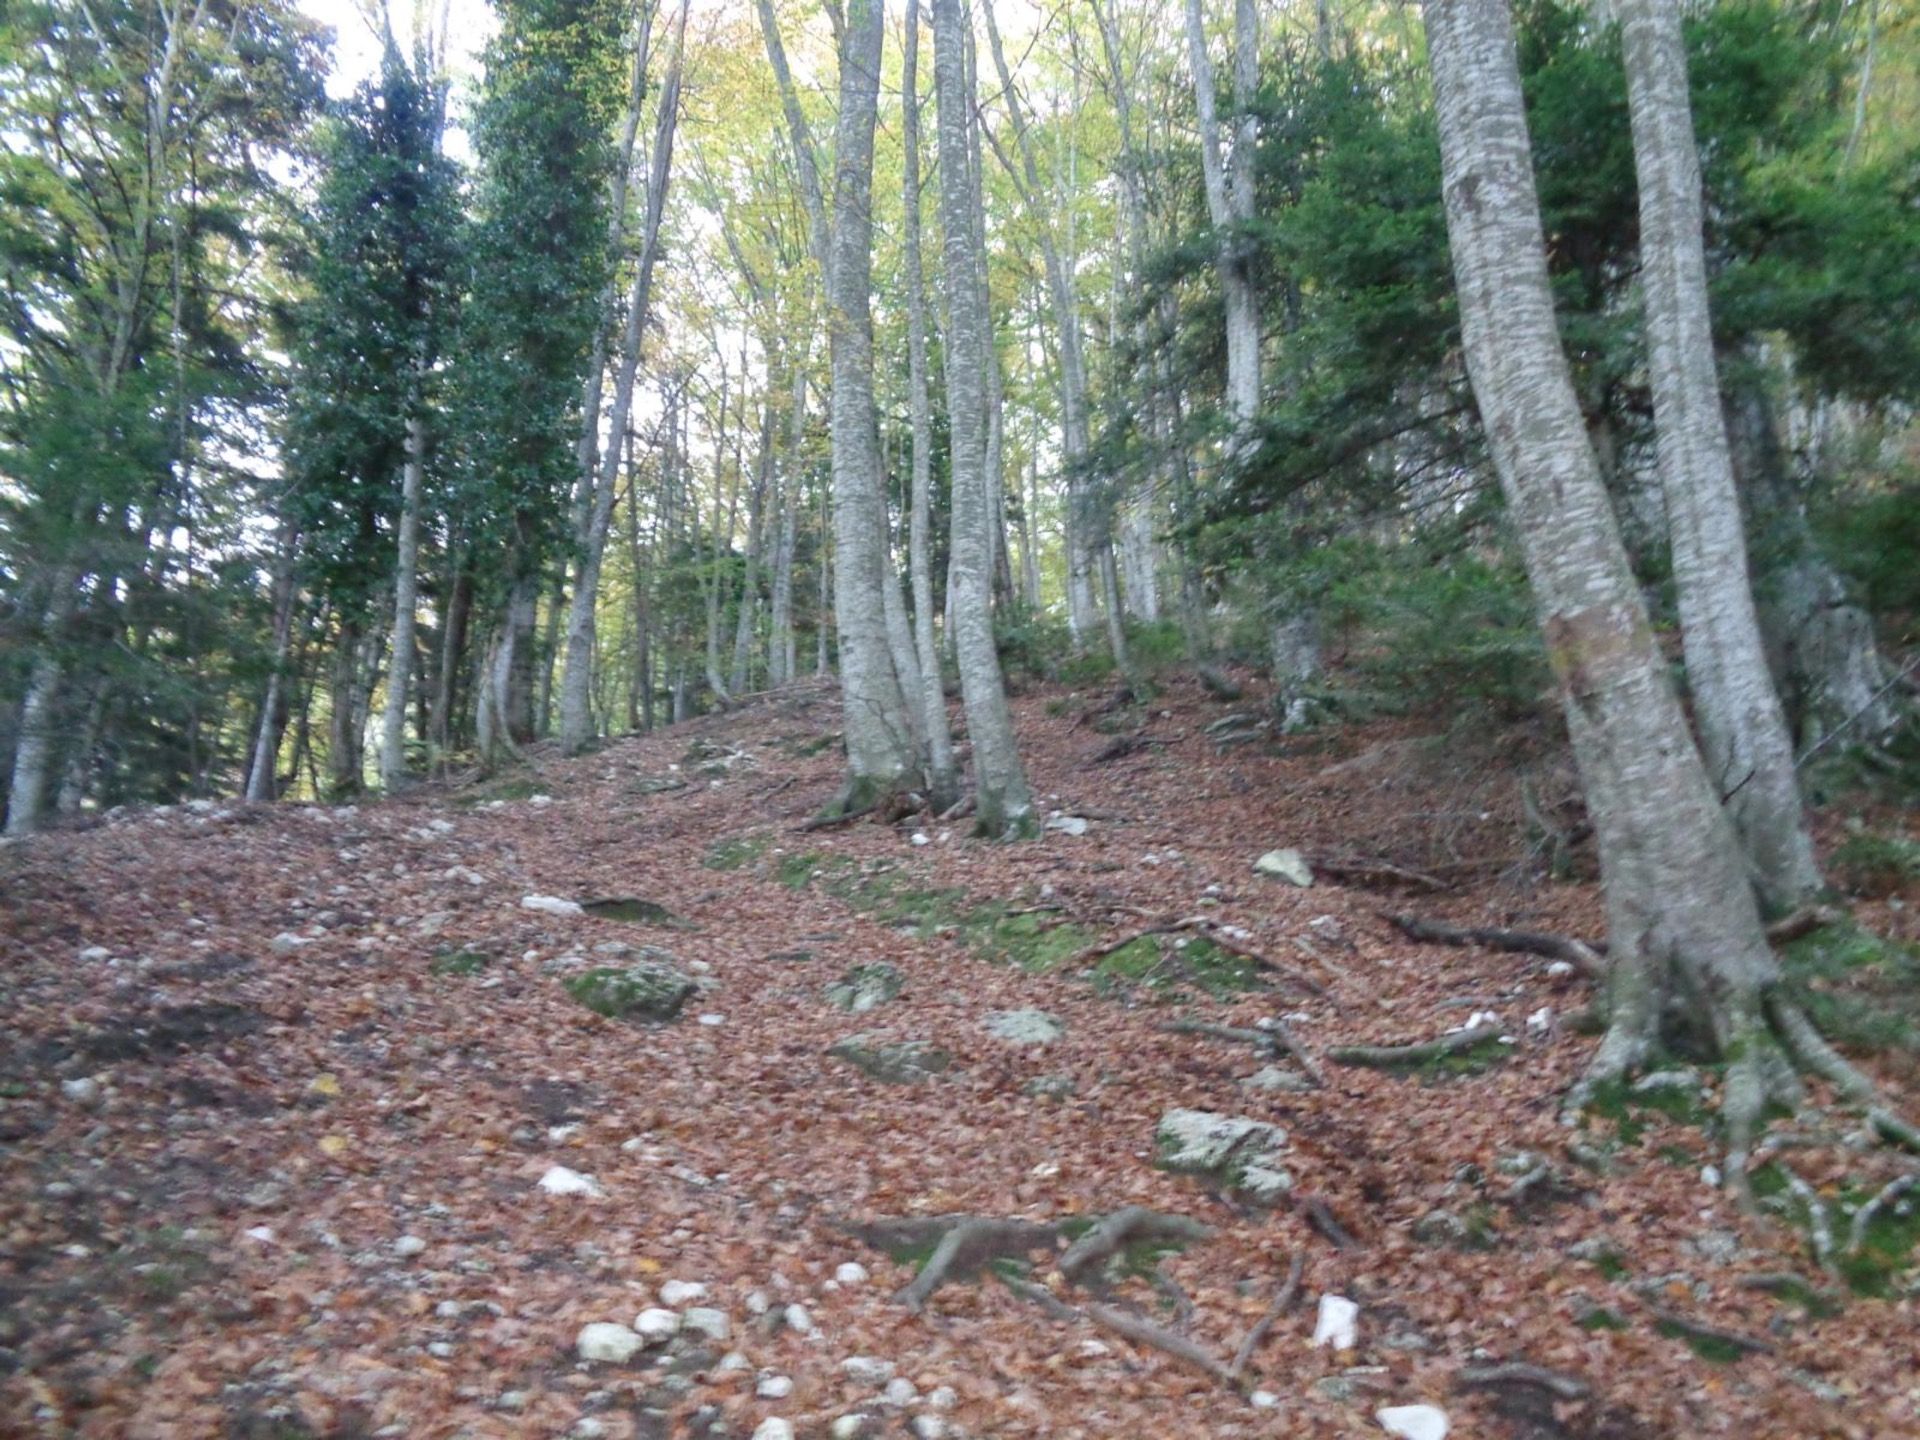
[2,676,1912,1439]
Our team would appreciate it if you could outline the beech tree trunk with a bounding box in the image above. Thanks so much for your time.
[902,0,960,807]
[933,0,1033,835]
[1424,0,1793,1156]
[378,411,426,790]
[827,0,919,803]
[1616,0,1820,910]
[5,576,73,836]
[560,0,685,754]
[1185,0,1260,435]
[1726,364,1906,749]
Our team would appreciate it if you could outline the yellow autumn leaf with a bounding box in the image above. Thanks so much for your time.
[309,1073,341,1097]
[318,1134,350,1156]
[634,1257,664,1275]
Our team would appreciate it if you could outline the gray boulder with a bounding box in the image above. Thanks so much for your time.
[1156,1108,1292,1203]
[830,1034,952,1084]
[825,963,905,1014]
[564,962,697,1021]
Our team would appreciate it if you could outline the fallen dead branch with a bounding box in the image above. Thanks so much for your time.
[1058,1206,1211,1287]
[1229,1254,1305,1378]
[1384,912,1606,979]
[1456,1362,1591,1401]
[1299,1194,1358,1250]
[1764,905,1846,945]
[1310,853,1452,893]
[1087,1302,1242,1388]
[1327,1023,1505,1068]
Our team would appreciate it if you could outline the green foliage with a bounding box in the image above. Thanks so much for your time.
[1829,831,1920,898]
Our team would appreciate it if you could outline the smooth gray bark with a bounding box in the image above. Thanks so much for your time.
[828,0,918,801]
[1616,0,1820,909]
[980,2,1102,646]
[560,0,685,754]
[1425,0,1786,1145]
[903,0,959,805]
[933,0,1033,834]
[378,411,426,790]
[1185,0,1261,434]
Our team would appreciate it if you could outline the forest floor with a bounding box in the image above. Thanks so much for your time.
[3,671,1917,1440]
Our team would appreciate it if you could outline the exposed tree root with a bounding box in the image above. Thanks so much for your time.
[1846,1174,1918,1258]
[1456,1362,1591,1401]
[1159,1017,1327,1087]
[896,1217,1064,1312]
[1776,1161,1837,1274]
[1767,994,1920,1153]
[1057,1206,1210,1287]
[1383,912,1606,979]
[1328,1022,1504,1068]
[1764,905,1846,945]
[795,803,877,833]
[1086,1302,1242,1388]
[1640,1300,1773,1356]
[1299,1193,1358,1250]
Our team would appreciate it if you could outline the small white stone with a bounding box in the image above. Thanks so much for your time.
[79,946,111,962]
[683,1306,730,1340]
[572,1420,608,1439]
[756,1374,795,1399]
[538,1165,604,1198]
[576,1322,643,1364]
[427,1341,455,1359]
[910,1418,948,1439]
[881,1377,918,1406]
[927,1386,957,1412]
[841,1355,895,1386]
[61,1077,102,1107]
[1526,1006,1553,1034]
[910,832,931,847]
[1045,815,1089,837]
[1312,1294,1359,1350]
[435,1300,462,1319]
[1252,849,1313,886]
[834,1262,870,1286]
[1702,1164,1723,1188]
[1250,1390,1279,1409]
[783,1302,816,1335]
[270,931,311,954]
[830,1419,870,1440]
[751,1421,794,1440]
[392,1235,427,1259]
[717,1351,751,1373]
[745,1289,771,1314]
[243,1225,275,1243]
[1545,959,1575,978]
[659,1280,708,1306]
[521,895,585,918]
[697,1013,726,1027]
[633,1308,680,1343]
[1376,1403,1449,1440]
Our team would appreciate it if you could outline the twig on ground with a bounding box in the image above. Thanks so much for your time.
[1085,1302,1244,1389]
[1383,912,1606,979]
[1266,1015,1329,1087]
[1328,1023,1505,1068]
[1764,905,1846,945]
[1148,1265,1195,1332]
[1229,1254,1305,1379]
[1456,1362,1591,1401]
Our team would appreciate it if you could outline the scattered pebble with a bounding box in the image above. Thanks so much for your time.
[842,1356,895,1386]
[634,1308,680,1343]
[756,1374,794,1399]
[392,1235,427,1259]
[576,1322,642,1364]
[1313,1294,1359,1350]
[835,1262,870,1286]
[659,1279,708,1305]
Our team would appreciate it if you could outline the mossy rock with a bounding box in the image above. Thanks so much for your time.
[564,963,697,1022]
[429,949,491,977]
[1155,1108,1292,1203]
[829,1034,952,1084]
[824,962,905,1014]
[581,896,686,927]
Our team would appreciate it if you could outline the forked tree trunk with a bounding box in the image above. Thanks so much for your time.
[1616,0,1820,910]
[932,0,1034,835]
[827,0,919,805]
[1184,0,1260,436]
[1423,0,1808,1167]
